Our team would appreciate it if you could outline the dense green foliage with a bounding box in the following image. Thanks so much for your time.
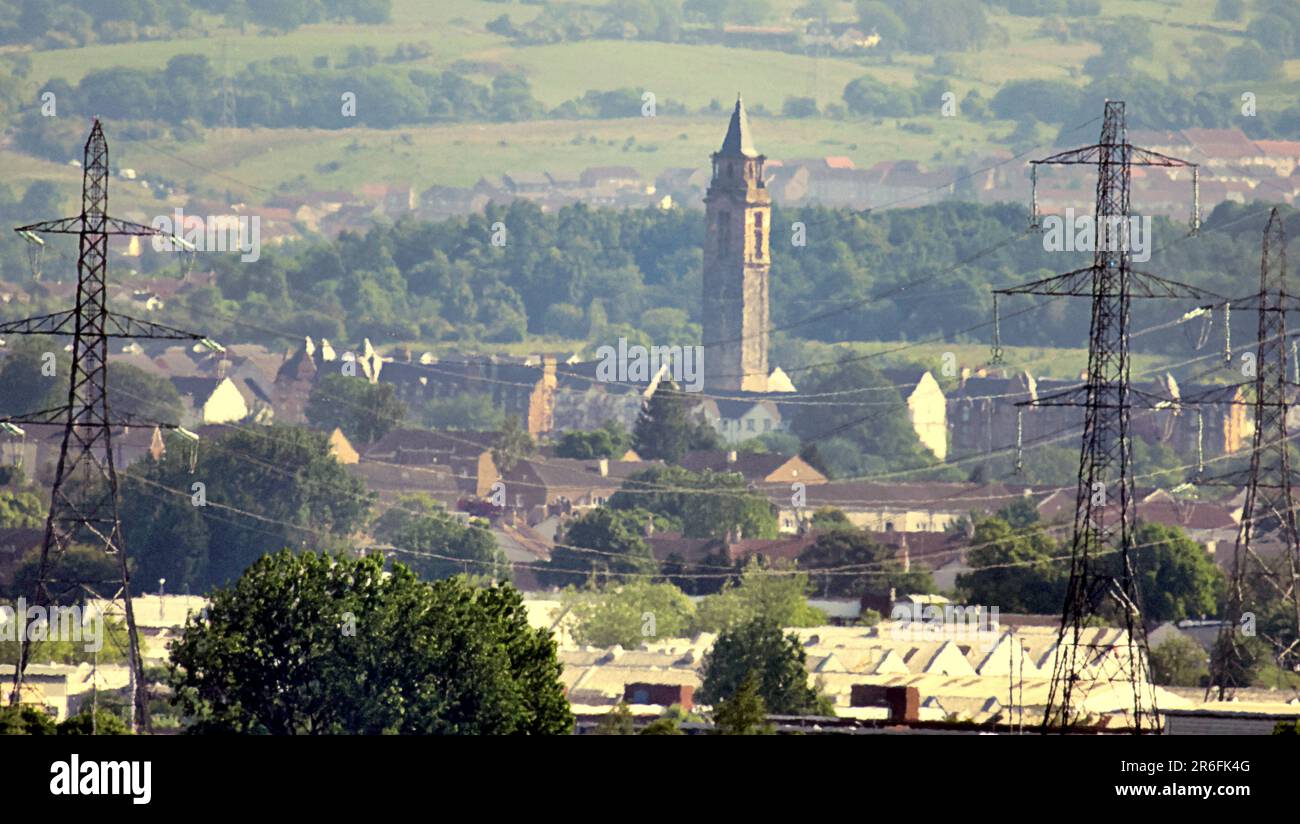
[632,384,720,462]
[118,425,373,591]
[556,420,633,459]
[698,617,831,715]
[305,372,407,444]
[959,517,1224,623]
[709,671,774,734]
[798,528,934,598]
[691,559,826,632]
[90,201,1287,380]
[957,517,1065,614]
[1149,635,1209,687]
[168,550,573,734]
[542,507,663,588]
[562,580,696,647]
[371,493,508,581]
[610,464,779,539]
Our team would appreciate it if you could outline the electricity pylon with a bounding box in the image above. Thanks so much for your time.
[4,120,216,732]
[994,101,1210,733]
[1187,208,1300,699]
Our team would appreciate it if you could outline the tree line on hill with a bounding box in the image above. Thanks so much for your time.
[0,0,392,49]
[45,198,1280,364]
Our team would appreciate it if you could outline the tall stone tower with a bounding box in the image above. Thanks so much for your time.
[703,96,770,392]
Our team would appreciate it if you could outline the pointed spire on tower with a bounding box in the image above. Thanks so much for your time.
[718,94,758,158]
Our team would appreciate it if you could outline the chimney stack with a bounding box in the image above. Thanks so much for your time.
[598,458,609,477]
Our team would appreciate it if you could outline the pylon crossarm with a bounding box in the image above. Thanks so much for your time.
[14,216,83,235]
[1015,385,1090,408]
[1127,147,1197,168]
[0,310,78,335]
[1032,144,1196,168]
[0,405,184,430]
[1178,382,1253,405]
[0,406,73,425]
[1128,270,1222,301]
[996,266,1097,297]
[1219,294,1300,312]
[105,312,205,341]
[104,216,176,237]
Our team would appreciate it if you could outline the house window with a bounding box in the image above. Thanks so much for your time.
[746,419,756,431]
[763,419,772,431]
[885,521,895,532]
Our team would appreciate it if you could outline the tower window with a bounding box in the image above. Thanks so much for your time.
[718,211,731,252]
[753,211,764,259]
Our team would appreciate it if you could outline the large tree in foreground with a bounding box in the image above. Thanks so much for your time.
[168,550,573,734]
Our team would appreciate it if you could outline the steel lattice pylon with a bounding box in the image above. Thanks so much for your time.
[4,120,211,732]
[995,101,1208,733]
[1196,209,1300,698]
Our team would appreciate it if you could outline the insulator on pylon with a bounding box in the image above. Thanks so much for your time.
[1196,409,1204,477]
[1190,166,1201,236]
[1015,409,1023,474]
[989,293,1005,365]
[1223,302,1232,367]
[1029,165,1039,230]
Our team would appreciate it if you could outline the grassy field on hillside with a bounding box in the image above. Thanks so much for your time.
[2,0,1296,208]
[38,111,1005,200]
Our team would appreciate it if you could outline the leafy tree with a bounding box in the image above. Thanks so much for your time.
[119,426,373,591]
[699,618,830,716]
[372,494,508,581]
[0,337,68,419]
[798,529,933,599]
[423,393,505,431]
[957,517,1064,614]
[305,373,407,444]
[710,671,774,734]
[610,465,778,540]
[542,507,662,588]
[0,606,129,666]
[0,489,44,529]
[855,0,906,46]
[55,708,130,735]
[842,75,916,117]
[692,558,826,633]
[1149,635,1209,687]
[6,546,121,608]
[593,702,636,735]
[789,361,933,476]
[809,507,852,531]
[1209,633,1270,691]
[1107,523,1223,624]
[0,705,55,735]
[639,715,684,734]
[994,497,1040,529]
[562,580,696,647]
[492,416,534,474]
[633,381,715,463]
[640,704,695,734]
[107,364,184,425]
[555,420,633,459]
[168,550,572,734]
